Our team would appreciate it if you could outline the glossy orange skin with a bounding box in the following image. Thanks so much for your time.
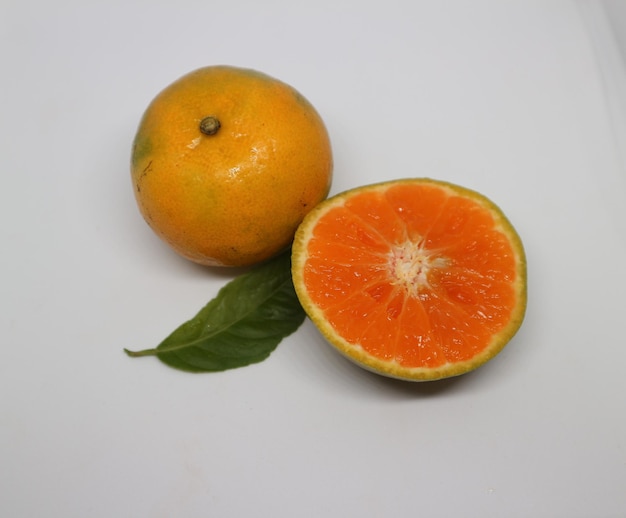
[131,66,333,266]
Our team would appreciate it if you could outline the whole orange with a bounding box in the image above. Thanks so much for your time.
[131,65,333,267]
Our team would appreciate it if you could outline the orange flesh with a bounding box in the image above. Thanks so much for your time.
[302,184,519,368]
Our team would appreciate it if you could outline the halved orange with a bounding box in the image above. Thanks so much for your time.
[291,178,527,381]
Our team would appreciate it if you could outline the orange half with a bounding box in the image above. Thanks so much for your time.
[291,178,527,381]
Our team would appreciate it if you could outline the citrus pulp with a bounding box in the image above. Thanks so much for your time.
[291,178,527,381]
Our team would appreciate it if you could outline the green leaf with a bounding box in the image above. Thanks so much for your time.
[124,251,306,373]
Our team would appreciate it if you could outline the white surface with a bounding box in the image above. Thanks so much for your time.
[2,1,626,517]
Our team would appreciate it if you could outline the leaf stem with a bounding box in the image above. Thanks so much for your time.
[124,348,158,357]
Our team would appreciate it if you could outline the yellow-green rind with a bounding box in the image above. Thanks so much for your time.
[291,178,527,382]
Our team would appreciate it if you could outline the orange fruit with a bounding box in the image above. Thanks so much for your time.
[131,65,333,267]
[291,178,527,381]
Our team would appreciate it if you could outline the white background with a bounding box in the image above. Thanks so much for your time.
[2,1,626,517]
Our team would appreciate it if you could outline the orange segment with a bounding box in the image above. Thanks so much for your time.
[292,178,527,381]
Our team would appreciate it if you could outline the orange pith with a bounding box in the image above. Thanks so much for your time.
[131,65,332,267]
[291,178,527,381]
